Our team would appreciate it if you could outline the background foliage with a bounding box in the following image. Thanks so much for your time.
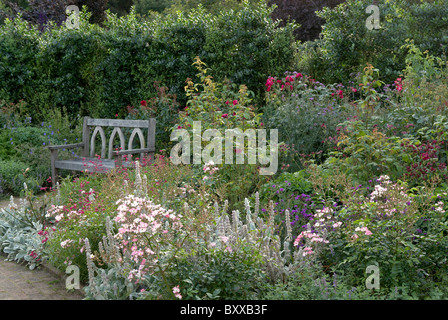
[0,1,298,123]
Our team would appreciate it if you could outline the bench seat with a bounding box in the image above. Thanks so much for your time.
[54,158,134,173]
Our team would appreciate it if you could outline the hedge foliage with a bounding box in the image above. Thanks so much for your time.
[0,1,298,121]
[298,0,448,85]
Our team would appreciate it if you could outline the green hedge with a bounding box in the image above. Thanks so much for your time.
[0,2,298,121]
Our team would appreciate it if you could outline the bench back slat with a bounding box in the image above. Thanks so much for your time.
[82,116,156,160]
[107,127,126,159]
[90,126,106,158]
[128,128,146,151]
[86,118,152,128]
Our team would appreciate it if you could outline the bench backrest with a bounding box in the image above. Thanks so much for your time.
[82,117,156,160]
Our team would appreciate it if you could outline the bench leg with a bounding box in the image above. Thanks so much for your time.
[50,150,58,187]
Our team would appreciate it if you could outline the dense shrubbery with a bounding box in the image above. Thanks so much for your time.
[297,0,448,85]
[0,100,82,197]
[0,1,298,122]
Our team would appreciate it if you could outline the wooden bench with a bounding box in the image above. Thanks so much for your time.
[48,116,156,186]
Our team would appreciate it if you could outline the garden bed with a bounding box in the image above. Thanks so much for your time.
[0,0,447,301]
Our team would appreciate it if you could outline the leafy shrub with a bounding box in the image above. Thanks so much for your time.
[164,0,261,15]
[44,174,114,283]
[172,241,266,300]
[0,2,298,122]
[125,82,180,152]
[0,16,40,106]
[172,58,270,210]
[0,107,83,195]
[0,209,45,270]
[302,0,448,85]
[262,71,349,171]
[322,120,415,184]
[300,166,448,298]
[0,188,56,269]
[134,0,174,14]
[258,262,384,300]
[0,160,37,196]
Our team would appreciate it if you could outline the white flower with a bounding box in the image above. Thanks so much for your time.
[60,239,74,248]
[332,222,342,228]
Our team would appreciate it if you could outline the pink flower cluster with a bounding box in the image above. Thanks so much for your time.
[172,286,182,299]
[37,226,53,243]
[265,73,303,92]
[331,89,344,99]
[355,226,373,236]
[45,204,65,222]
[202,160,219,181]
[293,230,329,251]
[60,239,75,248]
[114,195,182,238]
[302,246,314,257]
[394,78,403,92]
[113,195,183,282]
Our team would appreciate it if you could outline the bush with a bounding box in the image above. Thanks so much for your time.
[134,0,173,14]
[44,175,111,283]
[0,1,298,122]
[0,187,56,269]
[0,106,83,195]
[0,205,45,269]
[172,241,266,300]
[257,262,384,300]
[262,71,349,171]
[125,82,181,152]
[0,160,37,196]
[299,0,448,85]
[313,175,448,298]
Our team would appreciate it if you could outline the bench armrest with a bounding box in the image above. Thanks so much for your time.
[48,143,85,151]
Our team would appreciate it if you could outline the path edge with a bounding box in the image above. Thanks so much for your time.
[40,261,86,299]
[0,251,86,299]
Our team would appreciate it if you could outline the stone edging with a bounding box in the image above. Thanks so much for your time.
[40,261,86,299]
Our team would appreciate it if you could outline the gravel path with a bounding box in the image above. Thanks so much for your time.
[0,195,84,300]
[0,257,83,300]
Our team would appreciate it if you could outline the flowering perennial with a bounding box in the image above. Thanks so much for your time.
[113,195,183,282]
